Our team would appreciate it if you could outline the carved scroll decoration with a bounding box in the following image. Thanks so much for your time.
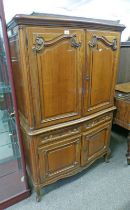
[88,34,117,50]
[32,34,81,53]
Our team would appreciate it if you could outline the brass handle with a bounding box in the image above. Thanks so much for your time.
[32,34,81,53]
[88,34,117,51]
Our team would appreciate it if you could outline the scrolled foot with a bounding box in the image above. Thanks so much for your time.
[35,186,41,202]
[104,148,111,163]
[36,194,41,202]
[105,155,110,163]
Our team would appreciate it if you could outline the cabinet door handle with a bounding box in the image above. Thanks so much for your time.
[32,34,81,53]
[70,36,81,48]
[88,34,117,51]
[85,75,90,81]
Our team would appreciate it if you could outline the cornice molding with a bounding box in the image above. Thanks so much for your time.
[7,14,126,32]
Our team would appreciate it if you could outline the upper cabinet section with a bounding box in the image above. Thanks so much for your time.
[26,27,84,128]
[83,30,120,116]
[8,14,125,130]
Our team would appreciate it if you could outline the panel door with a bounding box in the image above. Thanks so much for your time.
[81,122,111,166]
[38,135,81,182]
[27,27,84,128]
[83,30,120,116]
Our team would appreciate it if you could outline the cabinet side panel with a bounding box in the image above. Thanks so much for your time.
[8,27,33,128]
[21,129,39,185]
[9,33,28,119]
[114,98,130,129]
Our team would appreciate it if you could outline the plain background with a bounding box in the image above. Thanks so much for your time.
[3,0,130,41]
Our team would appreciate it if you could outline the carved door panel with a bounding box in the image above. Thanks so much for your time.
[81,122,111,166]
[83,30,120,116]
[26,27,84,128]
[38,135,81,182]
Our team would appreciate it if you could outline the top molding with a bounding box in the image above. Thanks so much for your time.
[7,13,126,32]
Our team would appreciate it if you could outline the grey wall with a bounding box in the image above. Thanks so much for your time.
[117,42,130,83]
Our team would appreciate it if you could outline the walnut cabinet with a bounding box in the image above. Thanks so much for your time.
[8,14,125,201]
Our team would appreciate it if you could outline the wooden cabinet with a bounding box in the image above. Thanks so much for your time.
[8,14,125,201]
[114,83,130,164]
[114,98,130,128]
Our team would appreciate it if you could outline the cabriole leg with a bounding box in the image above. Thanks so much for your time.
[35,186,41,202]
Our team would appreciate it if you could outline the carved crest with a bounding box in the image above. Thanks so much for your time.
[88,34,117,50]
[32,34,81,53]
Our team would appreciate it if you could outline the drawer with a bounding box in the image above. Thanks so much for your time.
[81,121,112,166]
[83,112,113,132]
[37,134,81,182]
[38,125,81,145]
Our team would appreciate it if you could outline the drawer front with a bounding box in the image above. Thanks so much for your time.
[38,135,81,182]
[83,112,113,131]
[81,121,111,166]
[38,126,81,145]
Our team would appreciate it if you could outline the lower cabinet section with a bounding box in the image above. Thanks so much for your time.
[22,111,113,201]
[81,122,111,166]
[38,135,81,181]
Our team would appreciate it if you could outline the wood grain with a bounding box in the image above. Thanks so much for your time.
[83,30,120,116]
[26,27,84,128]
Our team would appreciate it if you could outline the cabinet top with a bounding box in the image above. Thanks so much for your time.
[115,82,130,93]
[7,13,125,32]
